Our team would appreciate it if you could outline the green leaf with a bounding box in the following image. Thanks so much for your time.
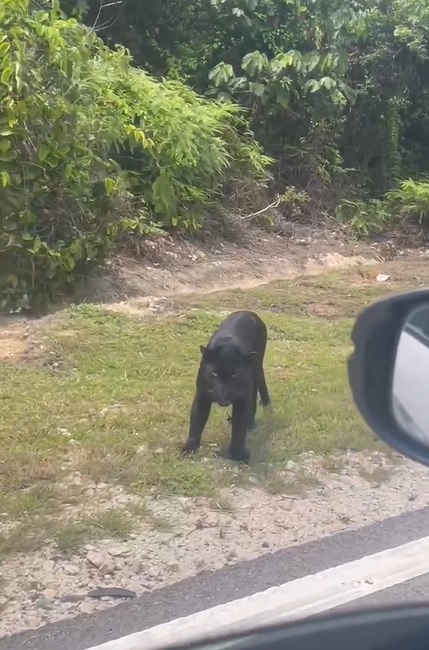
[0,149,17,161]
[1,67,12,84]
[208,62,234,86]
[276,86,290,108]
[320,76,336,90]
[250,82,265,97]
[38,144,50,162]
[303,79,321,94]
[14,61,22,93]
[0,139,11,153]
[104,177,116,195]
[241,51,268,75]
[303,52,320,73]
[32,237,42,254]
[0,42,10,58]
[336,52,349,75]
[0,171,10,187]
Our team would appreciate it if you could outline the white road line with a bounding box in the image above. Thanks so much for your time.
[86,535,429,650]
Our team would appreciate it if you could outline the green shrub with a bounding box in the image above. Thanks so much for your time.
[279,187,314,221]
[336,179,429,235]
[0,0,146,310]
[0,0,270,310]
[385,179,429,224]
[107,68,271,230]
[335,199,394,236]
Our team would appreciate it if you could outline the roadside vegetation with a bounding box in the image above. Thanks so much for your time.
[0,262,418,558]
[2,0,429,309]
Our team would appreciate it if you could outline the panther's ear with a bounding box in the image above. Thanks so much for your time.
[200,345,213,361]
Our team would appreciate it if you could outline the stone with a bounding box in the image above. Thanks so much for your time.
[24,614,43,628]
[66,439,81,447]
[63,564,80,576]
[285,460,298,471]
[34,597,54,610]
[60,594,86,603]
[98,561,116,576]
[42,560,56,572]
[130,561,143,575]
[108,545,130,558]
[79,600,98,614]
[83,545,97,552]
[86,551,108,569]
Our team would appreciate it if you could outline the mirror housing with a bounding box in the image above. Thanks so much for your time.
[348,288,429,468]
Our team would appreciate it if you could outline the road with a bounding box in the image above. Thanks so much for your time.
[3,505,429,650]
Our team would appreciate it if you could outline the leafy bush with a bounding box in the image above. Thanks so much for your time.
[108,68,271,230]
[337,179,429,235]
[335,199,394,236]
[0,0,143,310]
[385,179,429,224]
[276,187,314,222]
[0,0,270,310]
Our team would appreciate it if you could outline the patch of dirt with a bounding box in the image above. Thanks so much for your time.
[72,225,384,307]
[306,302,342,318]
[0,451,428,637]
[3,224,429,325]
[102,250,378,317]
[0,319,69,373]
[0,327,28,362]
[69,224,429,320]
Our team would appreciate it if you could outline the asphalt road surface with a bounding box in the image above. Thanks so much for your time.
[3,505,429,650]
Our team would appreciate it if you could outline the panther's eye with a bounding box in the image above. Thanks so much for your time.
[231,374,237,378]
[212,371,218,377]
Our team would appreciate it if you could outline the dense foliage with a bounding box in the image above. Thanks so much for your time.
[64,0,429,228]
[2,0,429,308]
[0,0,269,309]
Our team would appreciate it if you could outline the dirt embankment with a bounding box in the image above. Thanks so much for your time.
[75,225,381,305]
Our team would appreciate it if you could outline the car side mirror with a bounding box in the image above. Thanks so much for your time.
[348,289,429,467]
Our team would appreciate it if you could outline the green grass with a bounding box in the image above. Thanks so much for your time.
[0,266,398,557]
[180,269,389,318]
[53,509,136,553]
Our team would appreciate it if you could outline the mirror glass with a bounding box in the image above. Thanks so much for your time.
[392,303,429,444]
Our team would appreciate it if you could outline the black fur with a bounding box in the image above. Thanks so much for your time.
[181,310,271,463]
